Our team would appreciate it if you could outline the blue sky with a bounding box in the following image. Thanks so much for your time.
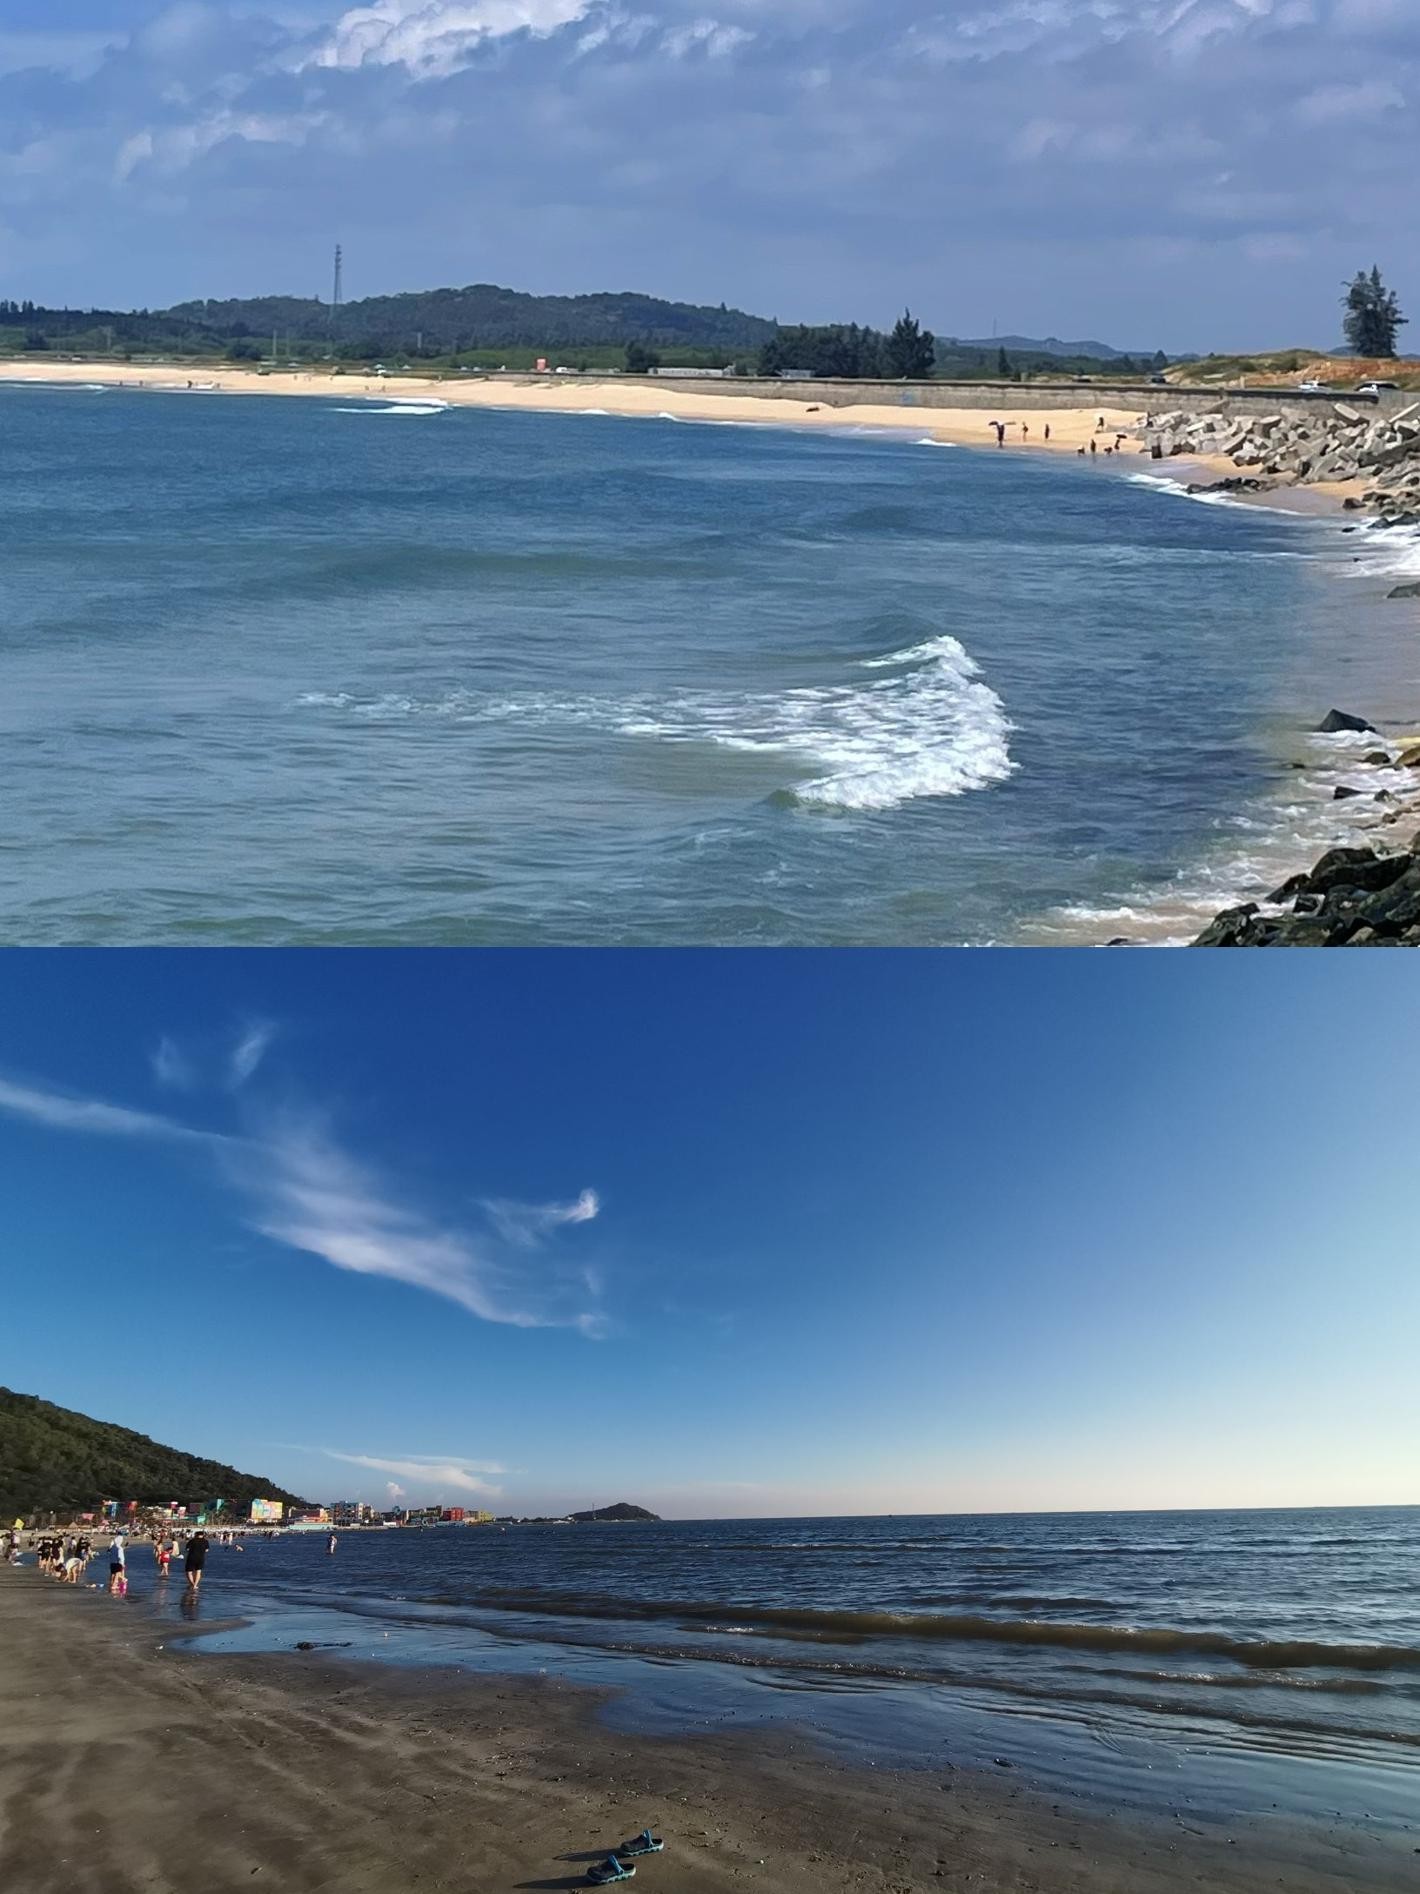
[0,2,1416,351]
[1,950,1415,1517]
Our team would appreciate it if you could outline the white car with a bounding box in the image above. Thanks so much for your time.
[1296,379,1327,393]
[1357,380,1400,395]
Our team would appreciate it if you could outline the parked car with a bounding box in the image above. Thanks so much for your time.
[1296,379,1328,392]
[1357,380,1400,395]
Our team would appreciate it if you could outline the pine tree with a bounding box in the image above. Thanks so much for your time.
[1342,267,1406,358]
[884,309,936,379]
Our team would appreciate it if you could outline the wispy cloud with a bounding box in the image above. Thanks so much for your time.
[0,1074,220,1146]
[150,1035,197,1091]
[0,1067,605,1335]
[482,1188,600,1248]
[230,1113,599,1329]
[229,1020,276,1089]
[322,1448,507,1496]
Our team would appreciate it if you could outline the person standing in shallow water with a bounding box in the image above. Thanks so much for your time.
[185,1530,209,1590]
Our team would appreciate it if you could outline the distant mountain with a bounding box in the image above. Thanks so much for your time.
[950,334,1142,361]
[3,284,1153,367]
[0,1387,306,1521]
[160,283,778,353]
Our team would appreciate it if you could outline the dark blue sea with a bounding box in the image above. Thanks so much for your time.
[4,383,1419,944]
[125,1507,1420,1835]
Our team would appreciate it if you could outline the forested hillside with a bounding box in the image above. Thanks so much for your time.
[0,1387,306,1519]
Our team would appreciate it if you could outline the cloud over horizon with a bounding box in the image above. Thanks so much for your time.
[0,0,1415,347]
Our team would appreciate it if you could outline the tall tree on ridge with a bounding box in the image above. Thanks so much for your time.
[1342,267,1406,358]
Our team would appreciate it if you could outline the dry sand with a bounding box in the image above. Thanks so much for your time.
[1,1567,1413,1894]
[0,357,1164,460]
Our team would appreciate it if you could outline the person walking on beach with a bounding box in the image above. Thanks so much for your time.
[992,421,1006,446]
[1089,437,1098,456]
[108,1534,126,1594]
[1044,423,1051,442]
[185,1530,209,1591]
[156,1539,172,1579]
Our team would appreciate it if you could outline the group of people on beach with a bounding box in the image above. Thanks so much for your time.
[13,1527,211,1594]
[987,415,1133,456]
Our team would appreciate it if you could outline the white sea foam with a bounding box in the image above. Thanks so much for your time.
[1343,520,1420,578]
[617,633,1014,811]
[296,635,1014,813]
[333,399,450,416]
[1124,469,1303,516]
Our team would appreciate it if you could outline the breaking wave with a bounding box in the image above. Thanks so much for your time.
[619,634,1014,812]
[297,633,1014,814]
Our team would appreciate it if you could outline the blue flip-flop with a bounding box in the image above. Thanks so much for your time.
[586,1857,635,1885]
[619,1831,665,1858]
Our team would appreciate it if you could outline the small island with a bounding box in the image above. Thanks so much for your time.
[492,1502,660,1525]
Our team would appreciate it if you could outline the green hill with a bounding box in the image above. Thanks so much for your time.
[0,1387,306,1521]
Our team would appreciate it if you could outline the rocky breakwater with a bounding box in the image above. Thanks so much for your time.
[1144,402,1420,526]
[1194,711,1420,945]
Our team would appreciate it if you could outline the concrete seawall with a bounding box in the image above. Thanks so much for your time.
[636,376,1413,423]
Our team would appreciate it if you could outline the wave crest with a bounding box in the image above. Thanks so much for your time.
[621,633,1013,812]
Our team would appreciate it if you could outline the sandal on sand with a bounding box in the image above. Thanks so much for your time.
[586,1857,635,1885]
[619,1831,665,1858]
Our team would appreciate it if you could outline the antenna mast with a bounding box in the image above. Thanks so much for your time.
[331,243,343,340]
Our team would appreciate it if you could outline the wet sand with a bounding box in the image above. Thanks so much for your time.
[1,1566,1412,1893]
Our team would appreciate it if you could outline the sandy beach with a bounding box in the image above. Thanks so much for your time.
[2,1564,1414,1893]
[0,357,1180,461]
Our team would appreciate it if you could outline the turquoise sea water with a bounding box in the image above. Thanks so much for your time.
[4,384,1418,944]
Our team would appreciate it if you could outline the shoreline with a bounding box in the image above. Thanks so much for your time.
[0,356,1196,463]
[3,1565,1415,1893]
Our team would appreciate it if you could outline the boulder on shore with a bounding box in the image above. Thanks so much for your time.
[1197,844,1420,946]
[1315,708,1377,735]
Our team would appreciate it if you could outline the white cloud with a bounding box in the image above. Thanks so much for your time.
[0,1069,604,1333]
[303,0,597,76]
[481,1187,600,1247]
[233,1115,598,1328]
[660,18,752,57]
[116,110,331,183]
[323,1448,506,1494]
[230,1020,276,1088]
[0,1074,219,1146]
[151,1035,197,1091]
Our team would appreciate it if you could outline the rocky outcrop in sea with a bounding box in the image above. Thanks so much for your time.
[1144,402,1420,526]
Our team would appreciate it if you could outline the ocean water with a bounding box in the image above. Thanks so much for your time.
[158,1508,1420,1828]
[4,384,1419,945]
